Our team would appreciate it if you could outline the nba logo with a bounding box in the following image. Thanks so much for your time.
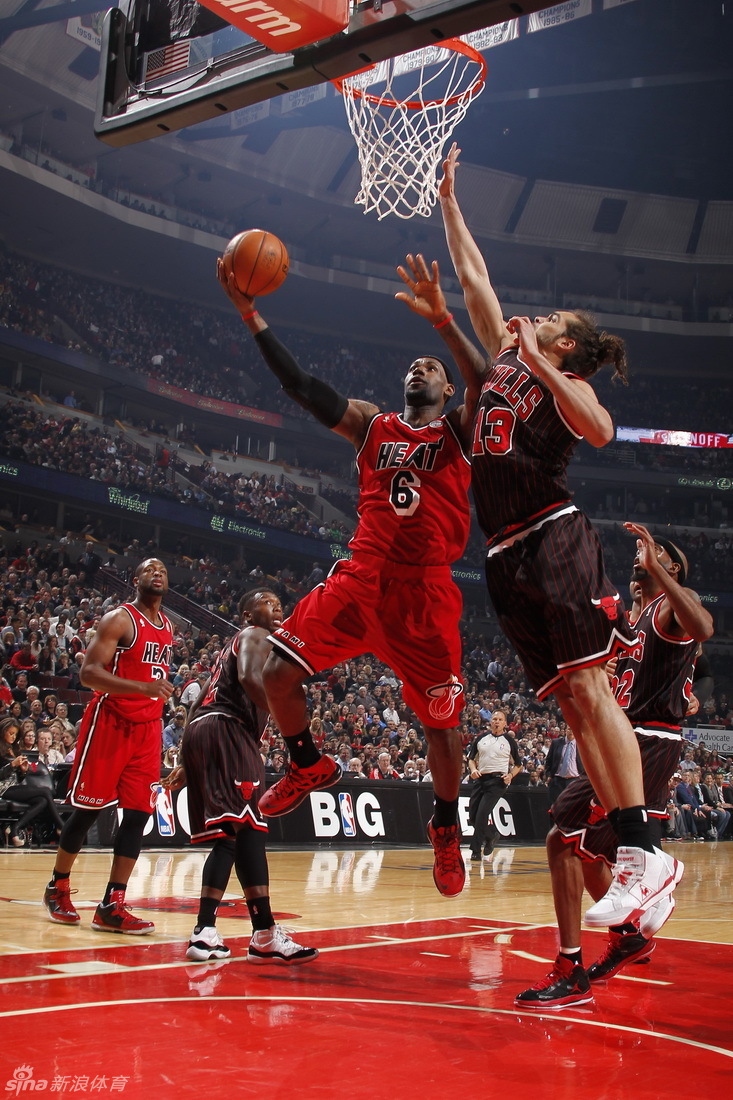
[339,792,357,838]
[153,784,175,837]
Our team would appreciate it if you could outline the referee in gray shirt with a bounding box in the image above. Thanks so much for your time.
[467,710,522,861]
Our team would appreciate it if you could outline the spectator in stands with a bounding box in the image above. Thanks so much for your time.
[693,768,730,839]
[162,710,186,753]
[0,716,65,847]
[369,751,401,781]
[37,728,65,767]
[181,671,207,707]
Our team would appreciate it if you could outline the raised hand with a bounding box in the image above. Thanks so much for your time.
[395,253,450,324]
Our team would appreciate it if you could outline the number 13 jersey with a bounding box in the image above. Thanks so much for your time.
[472,346,582,544]
[349,412,471,566]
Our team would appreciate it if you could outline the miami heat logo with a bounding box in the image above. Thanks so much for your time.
[235,779,261,800]
[426,676,464,722]
[591,593,621,622]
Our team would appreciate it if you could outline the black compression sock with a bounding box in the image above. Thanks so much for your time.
[247,895,274,932]
[197,896,219,929]
[432,796,459,829]
[283,728,320,769]
[615,807,655,854]
[103,881,126,904]
[51,870,70,885]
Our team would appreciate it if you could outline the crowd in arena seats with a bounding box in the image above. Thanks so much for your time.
[2,533,732,848]
[4,394,732,590]
[0,401,352,543]
[2,242,732,447]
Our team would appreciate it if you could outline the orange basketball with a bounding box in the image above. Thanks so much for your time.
[222,229,289,297]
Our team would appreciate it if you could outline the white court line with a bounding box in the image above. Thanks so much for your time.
[0,923,548,987]
[0,994,731,1059]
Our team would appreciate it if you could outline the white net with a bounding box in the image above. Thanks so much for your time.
[337,40,486,220]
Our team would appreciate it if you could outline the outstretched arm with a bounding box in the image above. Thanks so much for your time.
[217,260,378,447]
[438,144,510,359]
[623,522,715,643]
[395,253,487,438]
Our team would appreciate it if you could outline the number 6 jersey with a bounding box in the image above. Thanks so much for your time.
[348,411,471,566]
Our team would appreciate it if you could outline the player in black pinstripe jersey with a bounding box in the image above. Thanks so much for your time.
[434,143,683,931]
[166,590,318,966]
[516,524,713,1007]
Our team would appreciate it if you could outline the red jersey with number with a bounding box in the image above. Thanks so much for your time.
[472,346,582,543]
[97,602,173,722]
[348,411,471,566]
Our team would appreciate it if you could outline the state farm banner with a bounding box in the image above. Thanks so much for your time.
[528,0,592,32]
[146,377,283,427]
[197,0,349,53]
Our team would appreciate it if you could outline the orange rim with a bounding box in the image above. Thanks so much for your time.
[332,38,487,109]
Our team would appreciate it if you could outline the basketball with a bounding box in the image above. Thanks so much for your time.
[222,229,289,298]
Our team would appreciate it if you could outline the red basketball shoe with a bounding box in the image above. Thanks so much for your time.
[91,890,154,935]
[258,755,341,817]
[426,817,465,897]
[43,880,80,926]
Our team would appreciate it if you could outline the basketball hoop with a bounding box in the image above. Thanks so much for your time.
[333,38,486,221]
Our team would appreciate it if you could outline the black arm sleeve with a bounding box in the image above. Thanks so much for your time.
[254,328,349,429]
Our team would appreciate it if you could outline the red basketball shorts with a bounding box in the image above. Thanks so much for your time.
[269,553,465,729]
[68,697,163,813]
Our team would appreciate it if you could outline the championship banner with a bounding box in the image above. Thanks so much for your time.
[65,14,104,52]
[463,19,520,52]
[197,0,349,53]
[528,0,592,33]
[603,0,638,9]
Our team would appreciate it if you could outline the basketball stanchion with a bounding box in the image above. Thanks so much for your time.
[333,39,486,221]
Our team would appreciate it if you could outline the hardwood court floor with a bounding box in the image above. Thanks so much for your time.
[1,842,731,1099]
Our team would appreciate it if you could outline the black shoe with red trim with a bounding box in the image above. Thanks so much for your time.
[515,955,594,1009]
[587,930,655,982]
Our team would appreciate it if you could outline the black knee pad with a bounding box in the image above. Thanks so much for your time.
[202,837,236,893]
[59,809,100,855]
[112,809,151,861]
[234,827,269,892]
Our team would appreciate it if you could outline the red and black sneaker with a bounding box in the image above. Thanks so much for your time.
[426,817,465,898]
[43,880,80,926]
[515,955,594,1010]
[587,930,655,982]
[258,755,341,817]
[91,890,154,935]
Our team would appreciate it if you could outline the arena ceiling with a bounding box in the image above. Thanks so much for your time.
[0,0,731,342]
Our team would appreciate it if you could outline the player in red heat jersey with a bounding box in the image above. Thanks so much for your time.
[218,253,486,897]
[43,559,174,934]
[435,143,683,927]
